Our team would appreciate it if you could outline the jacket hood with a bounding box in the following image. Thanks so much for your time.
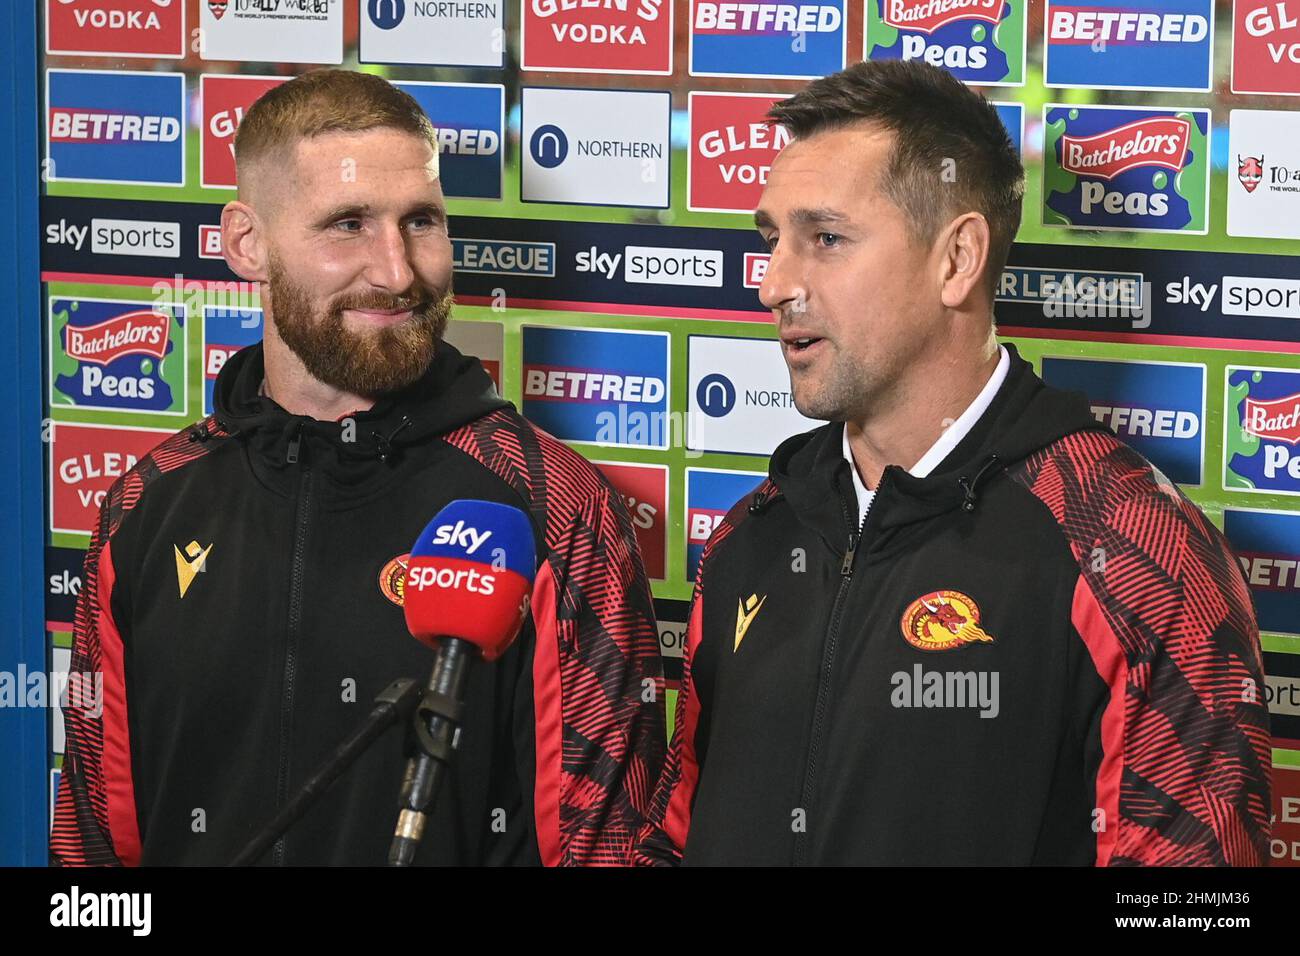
[199,338,509,478]
[763,342,1110,550]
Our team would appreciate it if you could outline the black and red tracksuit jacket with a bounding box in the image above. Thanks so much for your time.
[51,340,665,866]
[636,344,1272,866]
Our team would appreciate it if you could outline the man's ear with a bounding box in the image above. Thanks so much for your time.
[937,212,991,310]
[220,200,268,282]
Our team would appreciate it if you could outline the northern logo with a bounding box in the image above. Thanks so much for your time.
[900,590,995,651]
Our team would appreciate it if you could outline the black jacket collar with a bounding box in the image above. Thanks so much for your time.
[765,343,1109,553]
[201,339,509,493]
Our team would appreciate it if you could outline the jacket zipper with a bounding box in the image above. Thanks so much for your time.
[272,422,310,865]
[792,473,873,866]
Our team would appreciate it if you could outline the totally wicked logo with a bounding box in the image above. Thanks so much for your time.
[865,0,1025,85]
[1045,0,1214,91]
[1239,154,1265,192]
[1044,106,1210,233]
[1226,367,1300,497]
[900,590,995,651]
[50,298,186,415]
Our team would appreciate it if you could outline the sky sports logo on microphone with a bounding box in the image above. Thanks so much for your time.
[1044,0,1214,92]
[46,68,185,186]
[404,501,537,660]
[690,0,848,78]
[521,325,671,449]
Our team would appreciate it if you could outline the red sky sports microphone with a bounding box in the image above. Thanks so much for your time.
[390,499,537,866]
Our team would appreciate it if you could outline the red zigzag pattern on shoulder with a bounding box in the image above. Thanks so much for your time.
[1009,429,1271,866]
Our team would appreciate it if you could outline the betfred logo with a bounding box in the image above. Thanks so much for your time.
[64,310,169,365]
[396,83,505,200]
[202,305,262,414]
[1233,1,1300,95]
[46,0,186,58]
[1045,0,1214,90]
[49,422,171,536]
[46,70,185,186]
[688,92,790,214]
[1223,508,1300,635]
[521,326,670,448]
[199,224,223,259]
[522,0,673,74]
[1041,357,1205,485]
[690,0,848,79]
[1244,394,1300,444]
[883,0,1005,33]
[594,461,668,579]
[685,467,764,582]
[1061,117,1189,180]
[200,74,286,189]
[743,251,770,289]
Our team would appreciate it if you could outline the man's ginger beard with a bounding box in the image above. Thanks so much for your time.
[266,252,452,397]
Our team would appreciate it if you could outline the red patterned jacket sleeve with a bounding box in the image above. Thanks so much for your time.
[50,484,139,866]
[633,484,762,866]
[1013,431,1272,866]
[445,411,665,865]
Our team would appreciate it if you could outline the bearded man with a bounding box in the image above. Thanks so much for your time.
[52,69,665,866]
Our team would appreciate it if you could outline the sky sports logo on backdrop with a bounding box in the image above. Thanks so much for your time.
[521,87,671,208]
[864,0,1027,86]
[202,306,262,414]
[1040,357,1204,485]
[46,0,186,58]
[1223,508,1300,636]
[1226,367,1300,497]
[1044,0,1214,91]
[359,0,505,68]
[690,0,848,78]
[520,326,670,449]
[1043,105,1210,234]
[49,298,187,416]
[46,69,184,186]
[685,467,765,581]
[396,82,504,200]
[522,0,673,73]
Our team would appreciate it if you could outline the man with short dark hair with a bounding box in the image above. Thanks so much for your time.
[635,60,1271,866]
[52,70,665,866]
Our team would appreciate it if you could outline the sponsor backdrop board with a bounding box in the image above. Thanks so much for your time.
[32,0,1300,869]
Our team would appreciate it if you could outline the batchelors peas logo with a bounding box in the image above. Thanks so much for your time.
[900,589,995,651]
[865,0,1023,85]
[1044,106,1210,234]
[1239,154,1265,193]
